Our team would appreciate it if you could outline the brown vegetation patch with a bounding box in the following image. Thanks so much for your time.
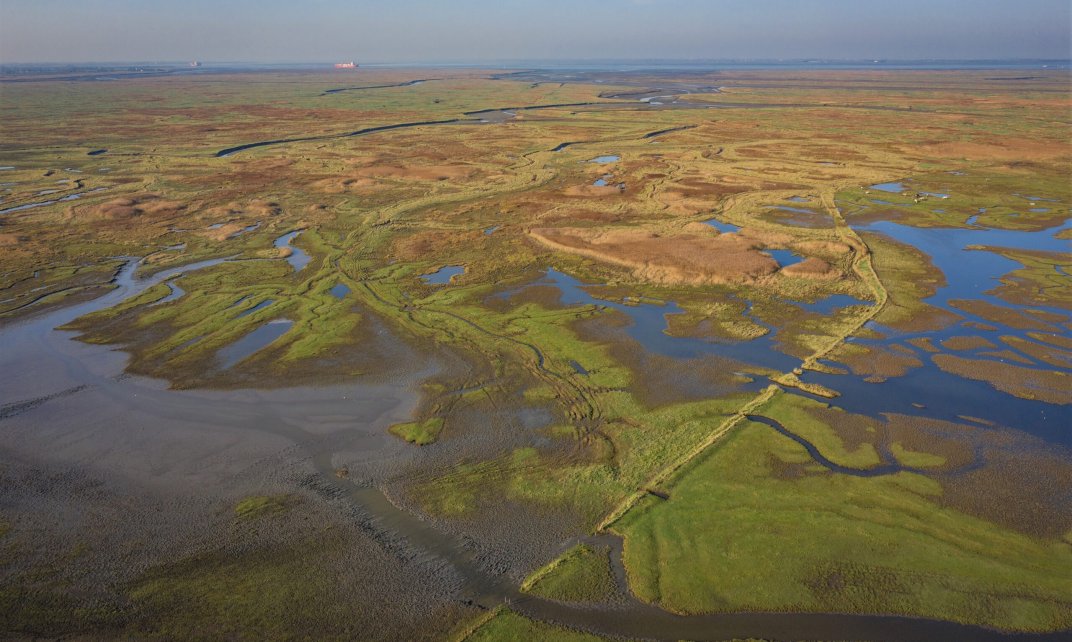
[529,226,778,286]
[834,343,923,382]
[1028,331,1072,350]
[940,335,996,351]
[76,194,186,221]
[977,349,1035,365]
[392,228,482,262]
[932,354,1070,405]
[793,240,853,258]
[907,139,1070,162]
[782,257,838,279]
[1001,336,1072,369]
[949,299,1062,332]
[349,163,476,181]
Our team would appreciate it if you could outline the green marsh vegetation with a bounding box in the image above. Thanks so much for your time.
[2,69,1070,638]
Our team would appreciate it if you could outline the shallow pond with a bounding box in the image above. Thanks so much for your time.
[769,249,804,267]
[217,319,293,369]
[236,299,274,318]
[589,155,620,164]
[802,217,1072,444]
[422,265,464,285]
[766,206,831,229]
[704,218,741,234]
[871,182,906,193]
[537,269,797,372]
[331,284,351,299]
[274,230,312,272]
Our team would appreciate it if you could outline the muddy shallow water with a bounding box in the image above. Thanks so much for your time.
[2,255,1062,639]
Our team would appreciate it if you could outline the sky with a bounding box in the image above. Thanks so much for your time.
[2,0,1070,64]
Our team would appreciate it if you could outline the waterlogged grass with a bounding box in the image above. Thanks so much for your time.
[127,536,358,639]
[7,70,1072,637]
[612,393,1072,631]
[890,442,947,468]
[523,544,617,603]
[463,608,608,642]
[234,495,290,520]
[756,392,881,468]
[418,394,747,523]
[389,417,445,445]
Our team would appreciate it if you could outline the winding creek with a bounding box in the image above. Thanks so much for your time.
[4,72,1069,638]
[0,254,1062,640]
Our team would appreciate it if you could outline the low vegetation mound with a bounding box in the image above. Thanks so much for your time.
[529,226,778,285]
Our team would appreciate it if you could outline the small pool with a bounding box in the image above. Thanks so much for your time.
[274,230,312,272]
[217,319,293,369]
[330,283,350,299]
[769,249,804,267]
[589,155,620,164]
[871,182,906,193]
[422,265,464,285]
[705,218,741,234]
[236,299,274,318]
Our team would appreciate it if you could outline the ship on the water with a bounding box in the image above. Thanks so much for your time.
[334,61,358,69]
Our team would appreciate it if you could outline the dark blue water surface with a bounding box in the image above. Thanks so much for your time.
[704,218,741,234]
[422,265,465,285]
[537,269,798,372]
[274,230,311,272]
[802,218,1071,444]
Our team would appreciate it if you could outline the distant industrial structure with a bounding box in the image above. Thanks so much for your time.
[334,61,358,69]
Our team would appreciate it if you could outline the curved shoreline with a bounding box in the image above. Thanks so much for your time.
[4,257,1065,641]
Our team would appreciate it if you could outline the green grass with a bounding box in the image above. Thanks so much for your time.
[756,392,881,469]
[127,535,357,639]
[389,417,445,445]
[523,544,618,603]
[464,609,608,642]
[234,495,290,520]
[612,393,1072,631]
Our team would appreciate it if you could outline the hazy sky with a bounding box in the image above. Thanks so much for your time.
[2,0,1070,63]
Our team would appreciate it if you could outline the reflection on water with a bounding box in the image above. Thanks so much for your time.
[537,269,797,372]
[871,182,906,193]
[217,319,293,369]
[803,217,1072,444]
[704,218,741,234]
[422,265,464,285]
[769,249,804,267]
[152,281,185,306]
[236,299,274,318]
[274,230,311,272]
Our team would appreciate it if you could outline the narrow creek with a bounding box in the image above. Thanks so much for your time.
[0,256,1060,641]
